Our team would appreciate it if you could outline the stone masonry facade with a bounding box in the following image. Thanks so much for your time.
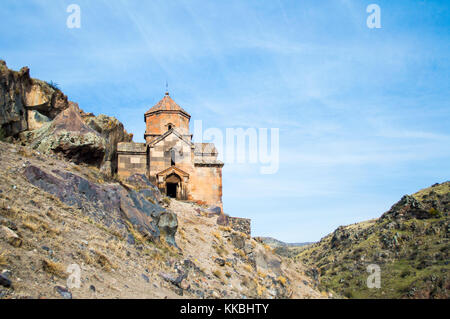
[117,92,224,208]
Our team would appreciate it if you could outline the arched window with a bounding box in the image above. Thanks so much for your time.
[170,148,176,166]
[168,124,173,130]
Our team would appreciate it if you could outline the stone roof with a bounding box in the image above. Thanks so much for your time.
[194,158,224,166]
[145,92,190,118]
[148,127,193,147]
[194,143,217,155]
[117,142,146,154]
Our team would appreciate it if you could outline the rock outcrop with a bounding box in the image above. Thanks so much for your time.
[82,113,133,177]
[23,165,177,245]
[0,60,69,137]
[1,61,133,177]
[21,103,106,166]
[379,195,433,221]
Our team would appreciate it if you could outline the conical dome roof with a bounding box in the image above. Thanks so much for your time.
[145,92,190,118]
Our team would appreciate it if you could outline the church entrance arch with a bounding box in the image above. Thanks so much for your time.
[166,173,181,199]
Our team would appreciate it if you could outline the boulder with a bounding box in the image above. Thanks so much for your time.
[158,211,178,247]
[22,103,106,166]
[230,233,246,250]
[216,213,229,226]
[0,273,12,288]
[22,165,177,246]
[124,174,162,203]
[208,206,222,215]
[254,246,282,275]
[214,258,226,266]
[82,113,133,177]
[54,286,72,299]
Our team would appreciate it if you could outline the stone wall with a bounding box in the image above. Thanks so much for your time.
[229,217,251,236]
[117,142,147,179]
[190,165,223,208]
[148,132,193,183]
[145,112,189,142]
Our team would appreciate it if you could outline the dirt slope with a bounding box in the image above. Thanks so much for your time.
[0,141,321,299]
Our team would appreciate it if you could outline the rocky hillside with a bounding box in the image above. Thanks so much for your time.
[0,61,321,299]
[297,182,450,299]
[0,141,321,299]
[0,60,132,178]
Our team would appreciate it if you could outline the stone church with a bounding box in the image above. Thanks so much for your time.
[117,92,224,208]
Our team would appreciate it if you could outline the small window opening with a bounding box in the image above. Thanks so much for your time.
[170,149,176,166]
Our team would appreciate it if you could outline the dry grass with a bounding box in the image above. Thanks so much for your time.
[257,270,267,279]
[243,264,253,273]
[18,148,33,158]
[82,249,116,271]
[218,226,232,232]
[22,221,39,232]
[124,220,145,244]
[238,231,251,240]
[277,275,287,287]
[214,244,228,257]
[42,259,67,278]
[256,283,266,297]
[212,231,221,240]
[94,250,115,271]
[234,248,246,259]
[178,228,190,243]
[213,269,222,279]
[0,251,7,265]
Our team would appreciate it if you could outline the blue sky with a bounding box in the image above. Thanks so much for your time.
[1,0,449,242]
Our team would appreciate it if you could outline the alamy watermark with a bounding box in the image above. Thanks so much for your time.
[66,263,81,289]
[366,4,381,29]
[66,4,81,29]
[366,264,381,289]
[168,120,279,174]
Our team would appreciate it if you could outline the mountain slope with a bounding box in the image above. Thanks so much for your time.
[0,141,321,299]
[297,182,450,299]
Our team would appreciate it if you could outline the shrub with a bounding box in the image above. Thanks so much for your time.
[343,289,354,299]
[429,208,442,218]
[46,81,60,91]
[42,259,67,278]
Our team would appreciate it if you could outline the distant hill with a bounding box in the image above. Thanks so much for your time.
[254,237,314,258]
[297,182,450,299]
[255,237,313,248]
